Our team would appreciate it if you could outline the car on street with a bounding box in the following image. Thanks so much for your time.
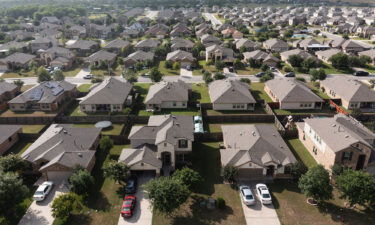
[256,183,272,204]
[255,72,266,77]
[121,195,136,218]
[33,181,54,202]
[284,72,295,77]
[353,71,369,76]
[83,74,93,79]
[239,185,256,206]
[125,177,137,194]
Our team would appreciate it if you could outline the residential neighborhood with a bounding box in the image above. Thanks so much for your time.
[1,1,375,225]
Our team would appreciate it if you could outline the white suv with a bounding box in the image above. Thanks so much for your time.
[256,183,272,204]
[239,185,256,206]
[33,181,54,201]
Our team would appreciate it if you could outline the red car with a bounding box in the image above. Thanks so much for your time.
[121,195,136,218]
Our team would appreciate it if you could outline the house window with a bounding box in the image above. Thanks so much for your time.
[178,139,188,148]
[173,102,177,107]
[342,152,353,161]
[182,102,186,106]
[164,142,167,147]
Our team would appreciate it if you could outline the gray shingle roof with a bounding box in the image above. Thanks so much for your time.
[0,53,35,64]
[0,81,18,96]
[118,145,162,169]
[85,50,117,62]
[39,150,96,172]
[145,80,191,104]
[103,39,130,50]
[0,125,21,145]
[209,79,256,104]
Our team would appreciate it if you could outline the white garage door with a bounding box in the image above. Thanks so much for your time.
[46,171,72,183]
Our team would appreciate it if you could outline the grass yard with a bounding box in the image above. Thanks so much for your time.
[6,141,33,156]
[199,60,218,73]
[307,82,330,99]
[236,67,261,75]
[65,144,129,225]
[0,109,56,117]
[133,83,151,102]
[192,84,211,103]
[72,124,124,135]
[206,107,266,115]
[207,122,266,133]
[21,84,35,92]
[158,61,180,76]
[22,125,45,133]
[274,107,335,115]
[62,67,81,77]
[68,105,130,117]
[77,84,93,92]
[250,82,272,102]
[1,71,35,78]
[322,63,353,75]
[91,66,123,76]
[286,138,317,168]
[138,108,200,116]
[152,142,246,225]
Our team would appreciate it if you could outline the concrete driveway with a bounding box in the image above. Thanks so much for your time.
[75,68,91,79]
[18,181,69,225]
[180,68,192,78]
[240,186,280,225]
[118,176,153,225]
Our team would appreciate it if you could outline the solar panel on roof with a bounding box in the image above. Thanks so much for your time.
[51,86,64,96]
[29,88,44,101]
[44,81,58,89]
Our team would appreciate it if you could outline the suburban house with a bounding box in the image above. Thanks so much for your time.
[320,77,375,109]
[134,39,160,52]
[280,49,319,65]
[358,49,375,65]
[315,49,342,64]
[21,124,101,181]
[0,81,19,110]
[220,124,297,180]
[120,114,194,175]
[265,78,323,110]
[293,38,321,50]
[145,80,191,111]
[0,53,36,71]
[8,81,77,112]
[123,50,154,68]
[0,125,22,155]
[296,114,375,172]
[242,50,280,67]
[263,39,289,52]
[30,37,53,53]
[40,47,75,69]
[103,39,130,53]
[200,34,221,46]
[66,40,100,57]
[234,38,259,51]
[171,38,194,52]
[166,50,195,68]
[84,50,117,67]
[209,79,256,111]
[205,44,234,63]
[79,77,133,113]
[145,23,169,38]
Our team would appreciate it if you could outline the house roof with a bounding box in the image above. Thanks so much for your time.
[264,39,288,48]
[280,49,315,60]
[265,78,323,103]
[234,38,258,49]
[220,124,296,167]
[118,145,162,169]
[135,39,160,48]
[0,125,21,145]
[9,81,75,104]
[243,50,280,62]
[80,77,133,105]
[321,77,375,102]
[293,38,320,48]
[171,37,194,48]
[315,49,342,59]
[103,39,130,50]
[125,50,154,61]
[298,114,375,152]
[209,79,256,104]
[0,53,35,65]
[67,40,98,50]
[166,50,195,62]
[145,80,191,104]
[358,49,375,58]
[39,150,96,172]
[85,50,117,62]
[0,81,18,96]
[128,114,194,146]
[21,124,101,170]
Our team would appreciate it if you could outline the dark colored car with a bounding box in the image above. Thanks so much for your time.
[255,72,266,77]
[353,71,369,76]
[228,66,235,73]
[121,195,136,218]
[125,177,137,194]
[285,72,295,77]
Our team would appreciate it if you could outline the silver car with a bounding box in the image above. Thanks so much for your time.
[256,183,272,204]
[239,185,256,206]
[33,181,54,202]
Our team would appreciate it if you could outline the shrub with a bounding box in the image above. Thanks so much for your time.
[214,72,225,80]
[165,60,173,69]
[283,65,294,73]
[296,77,306,82]
[216,197,226,209]
[240,78,251,84]
[172,62,180,70]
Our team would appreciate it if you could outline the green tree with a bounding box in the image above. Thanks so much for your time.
[283,29,294,38]
[248,58,261,68]
[223,165,238,184]
[13,79,24,88]
[51,193,82,222]
[309,69,327,81]
[288,55,304,67]
[172,62,180,70]
[0,154,28,173]
[68,167,94,195]
[203,71,213,84]
[214,72,225,80]
[144,177,190,214]
[165,60,173,69]
[329,53,349,70]
[215,60,225,70]
[240,78,251,84]
[336,170,375,208]
[103,161,130,184]
[52,70,65,81]
[298,165,333,203]
[233,59,244,69]
[260,63,269,72]
[149,67,163,82]
[302,57,319,70]
[0,172,29,213]
[172,167,202,191]
[99,136,113,151]
[37,66,51,83]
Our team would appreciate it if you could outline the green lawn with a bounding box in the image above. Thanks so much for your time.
[133,83,151,102]
[250,82,272,102]
[138,108,200,116]
[22,125,45,133]
[307,82,330,99]
[322,63,353,75]
[236,67,261,75]
[6,141,32,156]
[65,144,129,225]
[158,61,180,76]
[1,71,35,78]
[0,109,56,117]
[72,124,124,135]
[206,107,266,115]
[152,142,246,225]
[208,122,264,133]
[77,84,93,92]
[68,105,130,117]
[192,84,211,103]
[62,67,81,77]
[198,60,218,73]
[286,138,317,168]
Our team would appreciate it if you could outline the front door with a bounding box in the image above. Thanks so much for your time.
[266,165,275,176]
[356,155,366,170]
[162,152,171,166]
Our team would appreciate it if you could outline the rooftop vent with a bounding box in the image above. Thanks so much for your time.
[252,131,256,136]
[78,153,82,157]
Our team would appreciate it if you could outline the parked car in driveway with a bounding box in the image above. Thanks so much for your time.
[284,72,295,77]
[255,72,266,77]
[33,181,54,202]
[125,177,137,194]
[239,185,256,206]
[121,195,136,218]
[353,71,369,76]
[256,183,272,204]
[194,115,204,133]
[83,74,93,79]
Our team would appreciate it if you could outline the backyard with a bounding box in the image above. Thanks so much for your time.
[77,84,93,92]
[192,84,211,103]
[72,124,124,135]
[250,82,272,102]
[21,124,45,133]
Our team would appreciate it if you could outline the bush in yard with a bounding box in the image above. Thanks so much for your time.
[0,154,28,173]
[103,161,130,184]
[214,72,225,80]
[216,197,226,209]
[0,172,29,214]
[143,176,190,214]
[223,165,238,184]
[13,79,24,88]
[165,60,173,69]
[51,193,83,223]
[215,60,225,70]
[248,58,261,68]
[283,65,294,73]
[68,167,94,195]
[296,77,306,82]
[203,71,213,84]
[260,72,274,83]
[288,55,304,67]
[329,53,349,70]
[331,164,346,177]
[149,67,163,82]
[172,167,202,191]
[53,70,65,81]
[336,169,375,208]
[233,59,244,69]
[172,62,180,70]
[309,68,326,81]
[298,165,333,203]
[260,63,269,72]
[240,78,251,84]
[99,136,113,151]
[290,161,308,180]
[37,66,51,82]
